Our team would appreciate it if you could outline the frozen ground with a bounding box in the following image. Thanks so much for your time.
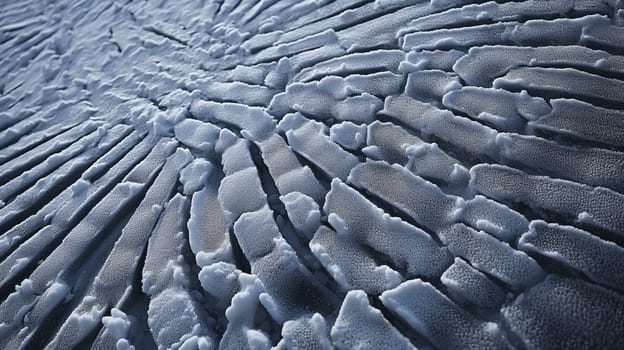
[0,0,624,349]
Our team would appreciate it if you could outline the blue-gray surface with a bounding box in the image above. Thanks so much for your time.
[0,0,623,349]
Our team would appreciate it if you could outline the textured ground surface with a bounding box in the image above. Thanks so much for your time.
[1,0,624,349]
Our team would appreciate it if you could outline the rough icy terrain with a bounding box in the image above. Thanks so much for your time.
[1,0,624,349]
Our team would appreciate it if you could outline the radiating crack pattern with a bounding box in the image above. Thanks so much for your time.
[1,0,624,349]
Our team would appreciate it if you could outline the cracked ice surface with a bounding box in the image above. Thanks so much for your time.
[0,0,623,349]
